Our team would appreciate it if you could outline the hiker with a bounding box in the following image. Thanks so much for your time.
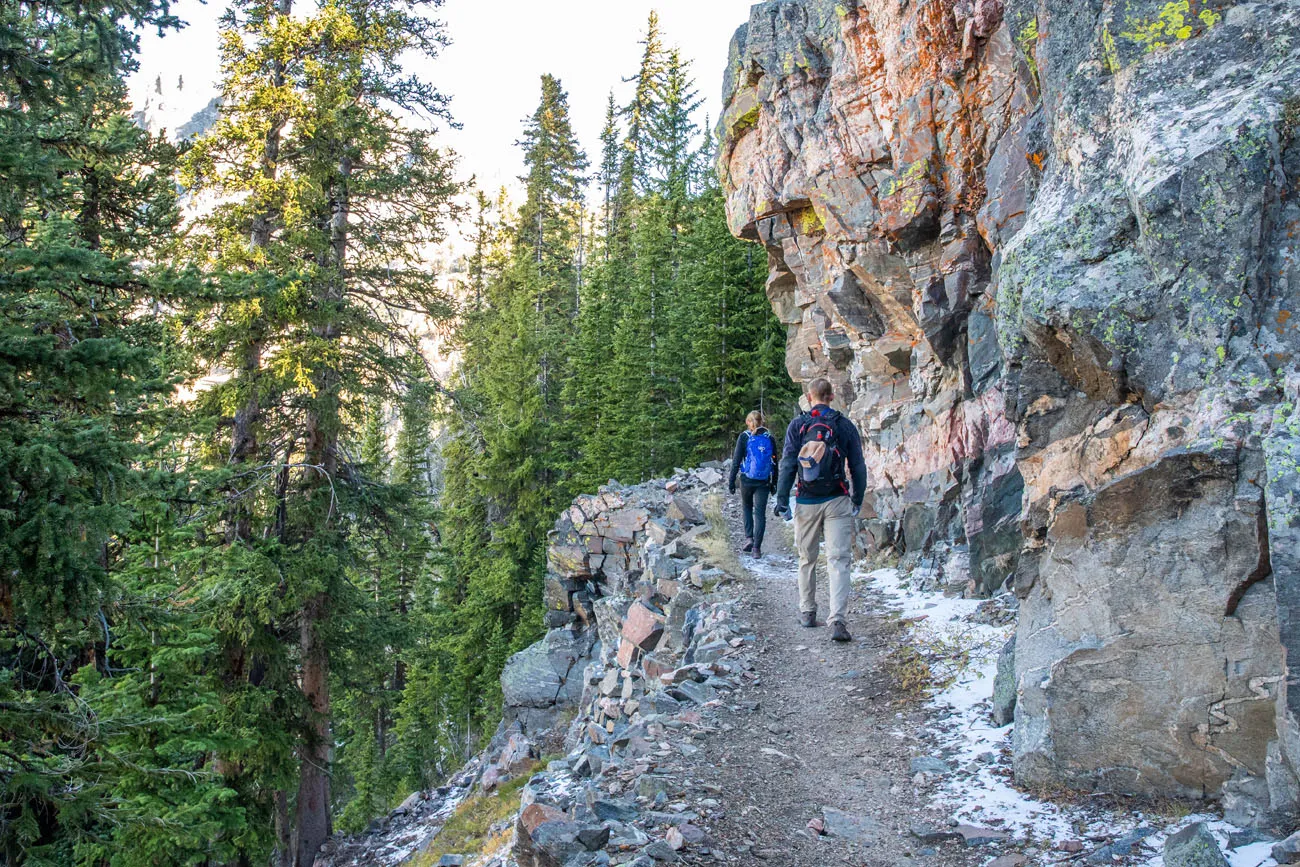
[772,378,867,643]
[728,410,778,559]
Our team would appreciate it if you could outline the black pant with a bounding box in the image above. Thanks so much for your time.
[740,484,771,551]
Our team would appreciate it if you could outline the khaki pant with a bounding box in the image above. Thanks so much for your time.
[794,496,855,624]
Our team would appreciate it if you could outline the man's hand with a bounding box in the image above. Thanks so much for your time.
[851,505,861,518]
[773,503,789,518]
[728,484,736,495]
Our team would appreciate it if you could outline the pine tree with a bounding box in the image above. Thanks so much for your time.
[465,190,496,309]
[644,49,703,463]
[179,0,459,860]
[646,50,702,205]
[678,182,800,458]
[569,19,798,481]
[574,14,671,481]
[619,11,668,204]
[598,92,622,246]
[515,73,590,479]
[433,76,588,736]
[0,0,199,861]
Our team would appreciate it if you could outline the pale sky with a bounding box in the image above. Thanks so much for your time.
[131,1,756,195]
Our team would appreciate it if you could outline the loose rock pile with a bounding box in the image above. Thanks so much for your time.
[319,465,752,867]
[496,464,757,866]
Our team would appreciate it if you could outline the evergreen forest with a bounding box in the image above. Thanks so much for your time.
[0,1,797,864]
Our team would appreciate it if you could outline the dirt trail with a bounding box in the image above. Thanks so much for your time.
[673,497,988,867]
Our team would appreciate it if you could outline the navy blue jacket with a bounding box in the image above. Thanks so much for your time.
[775,405,868,507]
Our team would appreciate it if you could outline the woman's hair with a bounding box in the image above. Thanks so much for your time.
[746,410,765,431]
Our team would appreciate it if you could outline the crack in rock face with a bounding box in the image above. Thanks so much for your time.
[719,0,1300,829]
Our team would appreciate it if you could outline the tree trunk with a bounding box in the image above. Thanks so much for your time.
[292,149,350,867]
[293,592,332,867]
[274,789,293,867]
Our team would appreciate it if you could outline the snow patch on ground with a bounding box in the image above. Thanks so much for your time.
[858,567,1280,866]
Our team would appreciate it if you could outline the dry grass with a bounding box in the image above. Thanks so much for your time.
[407,765,540,867]
[1022,780,1197,821]
[698,492,745,581]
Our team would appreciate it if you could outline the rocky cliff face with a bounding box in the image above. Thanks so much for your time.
[720,0,1300,827]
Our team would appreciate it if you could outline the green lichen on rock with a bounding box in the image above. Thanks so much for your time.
[883,158,930,198]
[1120,1,1222,53]
[1017,17,1040,80]
[794,206,825,234]
[734,104,761,134]
[1102,23,1122,73]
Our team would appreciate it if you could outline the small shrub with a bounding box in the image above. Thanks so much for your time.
[883,622,1004,705]
[1283,96,1300,144]
[884,643,936,705]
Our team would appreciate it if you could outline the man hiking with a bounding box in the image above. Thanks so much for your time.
[773,378,868,643]
[728,410,778,559]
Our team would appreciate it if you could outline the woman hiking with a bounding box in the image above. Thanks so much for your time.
[728,410,778,559]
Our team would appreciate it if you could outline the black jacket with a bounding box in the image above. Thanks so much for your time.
[729,428,778,492]
[775,405,868,507]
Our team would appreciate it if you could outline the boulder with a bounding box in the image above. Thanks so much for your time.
[1274,832,1300,865]
[636,775,676,800]
[1164,823,1229,867]
[909,757,952,776]
[500,628,596,732]
[990,635,1016,727]
[1084,827,1155,862]
[821,807,884,844]
[513,818,587,867]
[666,496,704,526]
[695,467,724,486]
[592,595,633,654]
[590,797,638,823]
[497,732,535,775]
[911,823,962,844]
[957,825,1010,847]
[576,825,611,851]
[622,602,666,652]
[547,544,589,579]
[665,589,703,653]
[641,840,677,862]
[616,638,639,670]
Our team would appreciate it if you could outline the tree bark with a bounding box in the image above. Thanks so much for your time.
[293,592,332,866]
[274,789,293,867]
[292,149,350,867]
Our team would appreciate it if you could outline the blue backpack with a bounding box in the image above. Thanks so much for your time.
[740,430,774,481]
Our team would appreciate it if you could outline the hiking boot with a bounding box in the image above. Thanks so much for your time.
[831,621,852,643]
[800,611,817,628]
[741,538,754,553]
[752,547,762,560]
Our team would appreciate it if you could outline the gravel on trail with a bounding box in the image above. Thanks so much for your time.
[654,496,992,867]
